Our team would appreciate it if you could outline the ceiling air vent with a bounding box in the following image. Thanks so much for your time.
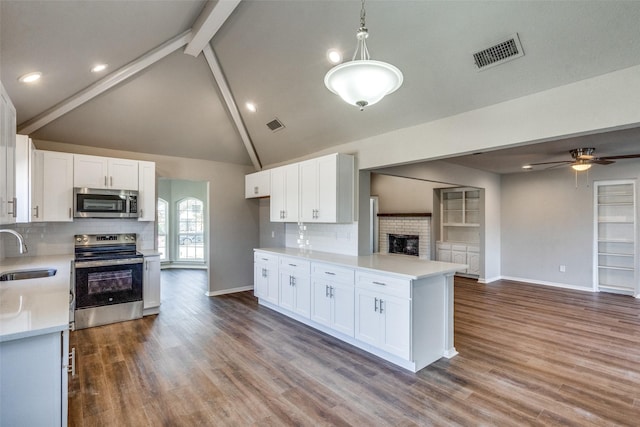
[266,118,285,132]
[473,33,524,71]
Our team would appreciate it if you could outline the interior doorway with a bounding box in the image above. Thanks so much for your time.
[157,178,209,269]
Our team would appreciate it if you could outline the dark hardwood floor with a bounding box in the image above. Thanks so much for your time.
[69,271,640,426]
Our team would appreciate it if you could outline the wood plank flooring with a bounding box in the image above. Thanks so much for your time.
[68,271,640,426]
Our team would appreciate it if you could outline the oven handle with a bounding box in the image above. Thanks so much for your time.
[74,258,144,268]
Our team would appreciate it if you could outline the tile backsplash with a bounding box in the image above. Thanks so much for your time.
[1,220,155,259]
[285,222,358,256]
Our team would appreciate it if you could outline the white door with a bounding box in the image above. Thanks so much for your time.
[108,158,138,190]
[279,272,295,311]
[310,279,332,327]
[380,295,411,359]
[330,282,355,336]
[355,289,381,346]
[293,274,311,318]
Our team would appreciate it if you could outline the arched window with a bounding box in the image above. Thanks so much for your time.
[157,198,168,260]
[177,197,204,261]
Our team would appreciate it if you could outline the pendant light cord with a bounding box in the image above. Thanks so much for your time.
[353,0,370,61]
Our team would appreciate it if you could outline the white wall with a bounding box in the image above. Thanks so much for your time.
[31,140,258,295]
[501,160,640,290]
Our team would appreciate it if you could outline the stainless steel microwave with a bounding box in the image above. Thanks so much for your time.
[73,188,139,218]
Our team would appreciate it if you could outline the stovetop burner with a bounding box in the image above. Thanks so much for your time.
[74,234,142,261]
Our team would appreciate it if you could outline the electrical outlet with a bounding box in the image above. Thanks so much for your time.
[559,265,566,273]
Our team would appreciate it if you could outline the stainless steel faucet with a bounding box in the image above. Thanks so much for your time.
[0,229,28,254]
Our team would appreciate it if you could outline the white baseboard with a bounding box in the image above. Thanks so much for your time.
[477,275,501,284]
[499,275,594,293]
[206,285,254,297]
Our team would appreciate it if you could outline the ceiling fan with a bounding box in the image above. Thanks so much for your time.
[525,147,640,171]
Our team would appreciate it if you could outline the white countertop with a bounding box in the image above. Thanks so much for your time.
[138,249,161,257]
[0,255,73,342]
[255,248,466,280]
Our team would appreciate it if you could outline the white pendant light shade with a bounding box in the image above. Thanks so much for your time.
[324,0,403,110]
[324,60,403,109]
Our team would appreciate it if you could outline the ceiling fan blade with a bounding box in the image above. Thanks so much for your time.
[528,160,572,166]
[598,154,640,160]
[591,159,615,165]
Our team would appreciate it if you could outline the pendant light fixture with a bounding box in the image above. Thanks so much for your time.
[324,0,403,111]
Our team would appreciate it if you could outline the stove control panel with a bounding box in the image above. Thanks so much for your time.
[74,234,137,246]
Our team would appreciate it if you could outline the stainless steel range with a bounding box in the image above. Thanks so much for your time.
[71,234,143,329]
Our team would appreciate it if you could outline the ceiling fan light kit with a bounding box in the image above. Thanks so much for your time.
[324,0,403,111]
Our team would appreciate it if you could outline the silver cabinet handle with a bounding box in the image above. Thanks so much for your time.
[324,271,335,276]
[325,284,329,297]
[7,197,17,217]
[69,207,72,218]
[33,205,39,218]
[104,176,108,186]
[289,263,297,267]
[254,186,259,194]
[329,286,334,298]
[372,281,386,286]
[110,176,113,187]
[374,297,379,312]
[68,347,76,376]
[290,276,296,286]
[379,299,384,314]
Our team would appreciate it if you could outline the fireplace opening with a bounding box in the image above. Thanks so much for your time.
[388,234,419,256]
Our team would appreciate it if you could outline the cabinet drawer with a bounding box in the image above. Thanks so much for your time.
[436,241,451,250]
[356,272,411,299]
[467,245,479,253]
[279,257,310,274]
[451,244,467,252]
[311,262,354,284]
[254,252,278,267]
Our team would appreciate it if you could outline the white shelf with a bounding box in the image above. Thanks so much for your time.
[594,180,636,295]
[442,223,480,227]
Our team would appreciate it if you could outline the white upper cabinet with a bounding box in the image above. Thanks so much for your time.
[31,150,74,222]
[0,82,17,225]
[299,153,354,223]
[245,170,271,198]
[74,154,138,190]
[270,164,299,222]
[269,153,354,223]
[138,161,156,221]
[15,135,34,223]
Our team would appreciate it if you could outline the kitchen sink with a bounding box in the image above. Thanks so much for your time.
[0,268,57,281]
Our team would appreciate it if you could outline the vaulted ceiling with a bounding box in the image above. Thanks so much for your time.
[2,1,640,172]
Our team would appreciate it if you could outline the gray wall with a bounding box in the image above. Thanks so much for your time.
[501,160,640,290]
[370,173,444,214]
[34,139,259,295]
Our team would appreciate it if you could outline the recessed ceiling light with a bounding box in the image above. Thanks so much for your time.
[91,64,108,73]
[522,165,533,170]
[246,102,257,113]
[327,49,342,64]
[18,71,42,83]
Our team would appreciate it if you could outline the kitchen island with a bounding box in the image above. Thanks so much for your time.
[254,248,466,372]
[0,254,72,427]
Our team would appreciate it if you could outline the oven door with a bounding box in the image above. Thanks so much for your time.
[74,258,143,309]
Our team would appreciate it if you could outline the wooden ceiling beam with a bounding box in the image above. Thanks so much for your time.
[184,0,241,57]
[18,30,192,135]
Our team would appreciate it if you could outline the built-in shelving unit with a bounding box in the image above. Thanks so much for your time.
[438,187,482,277]
[594,180,637,296]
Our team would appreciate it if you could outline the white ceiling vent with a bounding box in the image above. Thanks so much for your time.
[266,118,285,132]
[473,33,524,71]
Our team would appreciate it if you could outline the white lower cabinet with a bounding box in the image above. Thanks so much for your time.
[253,249,455,372]
[143,254,161,315]
[0,329,69,426]
[278,257,311,318]
[355,273,411,359]
[254,252,279,304]
[310,262,355,337]
[436,241,479,276]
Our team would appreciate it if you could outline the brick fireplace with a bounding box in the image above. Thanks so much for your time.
[378,214,431,260]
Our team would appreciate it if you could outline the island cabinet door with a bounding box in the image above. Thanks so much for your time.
[355,288,383,346]
[293,274,311,318]
[330,281,355,337]
[380,295,411,360]
[279,271,296,312]
[311,279,332,327]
